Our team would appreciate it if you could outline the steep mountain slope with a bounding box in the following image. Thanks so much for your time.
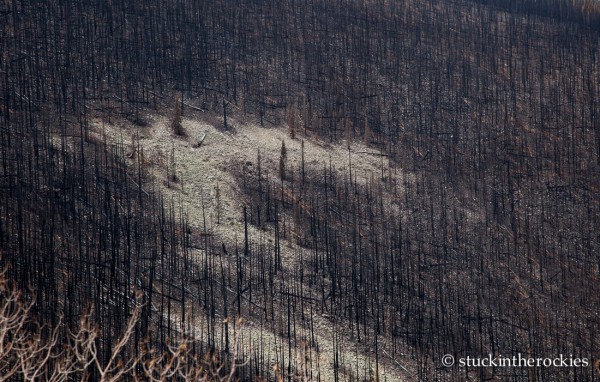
[1,0,599,380]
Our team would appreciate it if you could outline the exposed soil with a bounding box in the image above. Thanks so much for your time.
[89,114,414,381]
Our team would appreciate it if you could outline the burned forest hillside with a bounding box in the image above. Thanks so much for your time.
[1,0,599,380]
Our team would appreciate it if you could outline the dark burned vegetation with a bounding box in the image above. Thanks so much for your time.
[1,0,599,380]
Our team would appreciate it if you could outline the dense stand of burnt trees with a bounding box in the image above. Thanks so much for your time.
[1,0,599,380]
[237,144,600,380]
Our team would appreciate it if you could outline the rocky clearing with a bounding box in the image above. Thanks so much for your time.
[89,113,414,381]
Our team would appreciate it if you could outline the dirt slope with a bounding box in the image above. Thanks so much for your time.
[89,114,413,381]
